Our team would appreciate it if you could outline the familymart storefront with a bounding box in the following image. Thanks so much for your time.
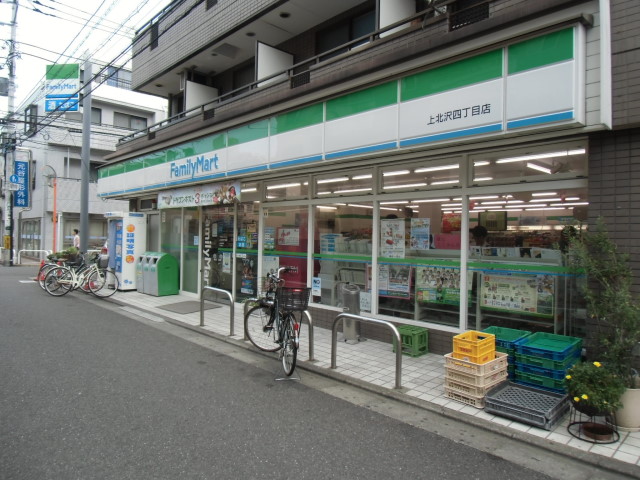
[98,26,593,341]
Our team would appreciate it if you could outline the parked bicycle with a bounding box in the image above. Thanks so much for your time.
[244,267,311,376]
[43,253,119,298]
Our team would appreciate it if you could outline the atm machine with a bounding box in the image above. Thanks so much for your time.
[104,212,147,290]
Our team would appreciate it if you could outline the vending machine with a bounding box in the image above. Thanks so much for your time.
[104,212,147,290]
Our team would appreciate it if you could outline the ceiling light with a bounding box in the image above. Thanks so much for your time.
[412,198,450,203]
[384,183,428,189]
[267,182,300,190]
[383,170,410,177]
[474,161,490,166]
[550,202,589,207]
[481,200,507,205]
[496,148,585,164]
[442,203,461,207]
[333,187,373,194]
[317,176,349,184]
[414,164,459,173]
[532,192,557,196]
[526,162,552,174]
[470,195,499,200]
[473,177,493,182]
[352,174,373,180]
[316,205,337,210]
[242,187,257,193]
[431,180,459,185]
[348,204,374,209]
[380,201,408,205]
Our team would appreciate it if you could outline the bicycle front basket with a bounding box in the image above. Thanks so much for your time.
[277,287,311,311]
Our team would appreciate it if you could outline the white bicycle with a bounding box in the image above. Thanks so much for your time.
[44,254,119,298]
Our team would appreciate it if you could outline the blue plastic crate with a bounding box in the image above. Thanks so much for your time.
[515,360,580,380]
[513,332,582,361]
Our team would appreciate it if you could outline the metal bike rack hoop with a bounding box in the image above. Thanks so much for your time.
[331,313,403,389]
[201,286,234,336]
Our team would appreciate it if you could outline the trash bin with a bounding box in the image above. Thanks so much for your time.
[340,282,361,343]
[135,255,147,293]
[144,252,179,296]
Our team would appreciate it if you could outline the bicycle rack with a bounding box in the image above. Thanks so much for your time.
[17,249,52,264]
[200,287,234,336]
[243,299,315,361]
[331,313,403,390]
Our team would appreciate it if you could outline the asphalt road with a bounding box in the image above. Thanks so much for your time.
[0,266,631,480]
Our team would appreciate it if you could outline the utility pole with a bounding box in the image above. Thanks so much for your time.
[80,59,91,254]
[2,0,18,266]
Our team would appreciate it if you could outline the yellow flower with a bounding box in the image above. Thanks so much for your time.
[581,394,589,400]
[574,396,580,402]
[565,375,572,380]
[593,361,601,368]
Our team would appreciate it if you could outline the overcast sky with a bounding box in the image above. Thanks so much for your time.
[1,0,172,115]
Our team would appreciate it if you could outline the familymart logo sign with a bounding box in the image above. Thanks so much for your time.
[45,64,80,112]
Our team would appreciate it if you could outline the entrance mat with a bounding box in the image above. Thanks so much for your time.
[159,301,221,314]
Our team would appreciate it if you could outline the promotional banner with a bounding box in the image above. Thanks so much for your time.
[480,273,554,317]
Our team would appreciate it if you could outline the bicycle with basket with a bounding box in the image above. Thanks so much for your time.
[244,267,311,376]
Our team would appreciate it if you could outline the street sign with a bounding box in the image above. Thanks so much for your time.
[9,174,18,183]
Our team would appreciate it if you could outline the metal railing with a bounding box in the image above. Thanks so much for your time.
[243,298,315,361]
[200,286,234,336]
[119,0,488,145]
[16,249,52,264]
[331,313,403,389]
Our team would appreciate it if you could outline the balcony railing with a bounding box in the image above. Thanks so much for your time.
[118,0,493,146]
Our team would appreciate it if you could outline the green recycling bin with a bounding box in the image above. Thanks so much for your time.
[144,252,179,296]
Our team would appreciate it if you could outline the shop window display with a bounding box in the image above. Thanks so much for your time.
[313,202,372,313]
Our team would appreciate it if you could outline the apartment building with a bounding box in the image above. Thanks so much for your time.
[16,66,166,255]
[96,0,639,352]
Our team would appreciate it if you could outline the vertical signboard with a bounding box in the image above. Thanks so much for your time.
[12,160,29,208]
[45,64,80,112]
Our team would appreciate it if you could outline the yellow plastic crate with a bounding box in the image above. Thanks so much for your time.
[444,351,509,375]
[453,330,495,364]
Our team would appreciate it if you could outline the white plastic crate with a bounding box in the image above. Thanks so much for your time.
[444,351,508,375]
[445,366,508,387]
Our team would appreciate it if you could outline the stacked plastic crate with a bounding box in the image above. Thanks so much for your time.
[512,332,583,394]
[482,326,531,379]
[444,331,509,408]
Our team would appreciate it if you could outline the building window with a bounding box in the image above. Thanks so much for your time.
[150,22,159,50]
[449,0,489,31]
[91,107,102,125]
[105,67,132,89]
[24,104,38,136]
[316,8,376,61]
[114,112,148,130]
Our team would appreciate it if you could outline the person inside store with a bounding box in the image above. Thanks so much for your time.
[73,229,80,249]
[470,225,489,246]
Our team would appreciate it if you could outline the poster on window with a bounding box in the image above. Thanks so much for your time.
[264,227,276,250]
[410,218,431,250]
[415,266,471,306]
[222,252,232,274]
[367,264,411,298]
[480,273,554,317]
[380,219,405,258]
[277,227,300,246]
[441,213,462,233]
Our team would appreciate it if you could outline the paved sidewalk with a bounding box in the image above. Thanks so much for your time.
[111,290,640,477]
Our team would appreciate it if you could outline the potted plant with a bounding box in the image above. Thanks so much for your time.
[565,360,626,416]
[569,218,640,430]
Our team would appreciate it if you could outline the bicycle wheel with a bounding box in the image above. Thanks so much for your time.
[38,263,58,290]
[244,305,281,352]
[281,313,298,376]
[88,269,119,298]
[44,267,73,296]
